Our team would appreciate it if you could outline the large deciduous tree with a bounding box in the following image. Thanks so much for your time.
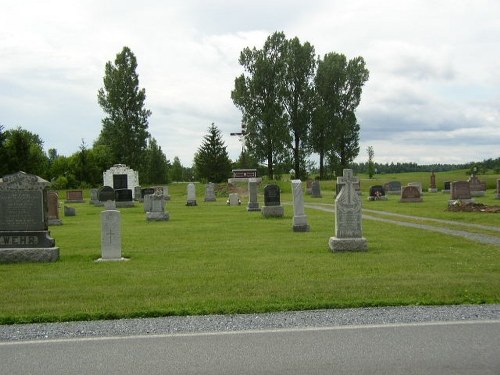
[282,37,316,180]
[311,53,369,177]
[231,31,289,179]
[1,127,47,177]
[194,123,232,183]
[97,46,151,172]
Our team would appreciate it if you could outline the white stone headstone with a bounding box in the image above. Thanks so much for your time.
[247,178,260,211]
[186,183,197,206]
[99,209,126,261]
[228,193,240,206]
[291,180,309,232]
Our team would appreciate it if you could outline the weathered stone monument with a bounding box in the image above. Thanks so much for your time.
[428,172,438,193]
[64,206,76,216]
[98,186,115,209]
[368,185,387,201]
[329,169,367,252]
[186,183,197,206]
[0,171,59,263]
[400,185,423,203]
[66,190,85,203]
[468,175,486,197]
[146,189,169,221]
[103,164,139,200]
[204,182,216,202]
[262,184,284,218]
[97,208,127,262]
[450,181,472,204]
[384,181,402,195]
[247,178,261,211]
[90,188,99,205]
[143,193,153,212]
[47,191,62,225]
[228,193,241,206]
[291,180,309,232]
[408,182,423,195]
[311,180,322,198]
[336,179,361,196]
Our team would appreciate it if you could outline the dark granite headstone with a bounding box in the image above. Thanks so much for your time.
[115,189,133,201]
[113,174,128,190]
[141,188,155,198]
[383,181,402,194]
[443,181,451,192]
[0,171,59,263]
[98,186,115,202]
[264,184,281,206]
[368,185,386,200]
[311,180,322,198]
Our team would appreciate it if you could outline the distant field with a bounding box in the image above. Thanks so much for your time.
[0,171,499,324]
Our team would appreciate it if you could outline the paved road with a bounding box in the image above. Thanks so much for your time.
[1,320,499,374]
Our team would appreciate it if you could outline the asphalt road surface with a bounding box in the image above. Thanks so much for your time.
[1,320,499,374]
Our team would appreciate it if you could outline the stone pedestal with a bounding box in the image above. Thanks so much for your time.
[291,179,309,232]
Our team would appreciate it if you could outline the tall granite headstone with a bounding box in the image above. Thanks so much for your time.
[329,169,367,252]
[311,180,322,198]
[47,191,62,225]
[291,180,309,232]
[247,178,261,211]
[428,172,438,193]
[468,175,486,197]
[0,171,59,263]
[186,183,197,206]
[262,184,284,217]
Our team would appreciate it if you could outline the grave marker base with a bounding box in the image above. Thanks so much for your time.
[329,237,367,252]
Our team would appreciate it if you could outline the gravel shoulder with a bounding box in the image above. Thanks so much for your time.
[1,304,499,342]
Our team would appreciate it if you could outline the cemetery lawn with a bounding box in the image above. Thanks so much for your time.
[1,182,499,324]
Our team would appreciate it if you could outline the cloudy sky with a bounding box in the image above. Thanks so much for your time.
[1,0,499,167]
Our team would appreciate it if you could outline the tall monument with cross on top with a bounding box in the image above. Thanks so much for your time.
[329,169,367,252]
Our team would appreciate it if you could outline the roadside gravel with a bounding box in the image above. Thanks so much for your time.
[1,304,499,342]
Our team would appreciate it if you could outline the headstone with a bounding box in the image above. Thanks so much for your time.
[291,180,309,232]
[134,186,142,201]
[443,181,451,193]
[468,175,486,197]
[47,191,62,225]
[64,206,76,216]
[384,181,402,195]
[0,171,59,263]
[399,186,423,203]
[311,180,322,198]
[204,183,216,202]
[329,169,367,252]
[496,179,500,199]
[98,186,115,207]
[97,209,127,262]
[141,187,155,199]
[90,189,99,205]
[115,188,134,208]
[66,190,85,203]
[428,172,438,193]
[103,164,139,199]
[143,193,153,212]
[228,193,240,206]
[408,182,423,195]
[247,178,261,211]
[306,179,313,195]
[337,180,361,196]
[368,185,387,201]
[146,191,169,221]
[186,183,197,206]
[262,184,284,217]
[450,181,472,204]
[162,186,171,201]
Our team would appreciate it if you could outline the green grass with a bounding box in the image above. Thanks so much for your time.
[1,178,499,324]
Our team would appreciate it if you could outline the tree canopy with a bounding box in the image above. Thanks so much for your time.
[194,123,232,183]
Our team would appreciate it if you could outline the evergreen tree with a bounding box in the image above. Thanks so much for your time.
[194,123,232,183]
[97,46,151,171]
[142,137,170,184]
[170,156,184,182]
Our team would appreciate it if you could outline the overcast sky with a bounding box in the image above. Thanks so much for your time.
[1,0,499,167]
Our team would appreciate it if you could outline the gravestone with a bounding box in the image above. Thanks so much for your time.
[262,184,284,217]
[143,193,153,212]
[368,185,387,201]
[134,186,142,202]
[64,206,76,216]
[408,182,423,195]
[443,181,451,193]
[186,183,197,206]
[428,172,438,193]
[47,191,62,225]
[291,180,309,232]
[329,169,367,252]
[496,179,500,199]
[383,181,402,195]
[228,193,240,206]
[103,164,139,200]
[247,178,261,211]
[204,183,216,202]
[0,171,59,263]
[306,179,313,195]
[450,181,472,204]
[399,186,423,203]
[115,188,134,208]
[468,175,486,197]
[141,187,155,199]
[66,190,85,203]
[311,180,322,198]
[336,180,361,196]
[162,186,171,201]
[98,186,115,208]
[89,189,99,205]
[146,191,169,221]
[97,209,127,262]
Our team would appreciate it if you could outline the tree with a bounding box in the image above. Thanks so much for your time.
[1,127,48,176]
[169,156,184,182]
[142,137,170,184]
[193,123,232,183]
[282,37,316,180]
[367,145,375,178]
[232,31,289,179]
[311,53,369,177]
[97,46,151,172]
